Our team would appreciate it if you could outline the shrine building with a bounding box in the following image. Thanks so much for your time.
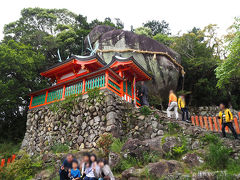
[29,55,152,109]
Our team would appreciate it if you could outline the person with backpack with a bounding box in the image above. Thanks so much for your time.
[217,103,238,139]
[167,90,179,120]
[178,94,190,122]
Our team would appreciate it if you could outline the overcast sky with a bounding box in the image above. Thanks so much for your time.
[0,0,239,40]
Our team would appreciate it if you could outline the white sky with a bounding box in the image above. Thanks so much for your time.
[0,0,239,40]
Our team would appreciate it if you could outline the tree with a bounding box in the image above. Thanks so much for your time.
[143,20,171,36]
[172,28,228,106]
[153,33,174,46]
[0,40,48,141]
[134,27,152,37]
[215,17,240,108]
[3,8,80,64]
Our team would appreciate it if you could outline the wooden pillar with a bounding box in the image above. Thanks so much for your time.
[133,76,136,105]
[191,116,195,125]
[213,117,219,132]
[82,78,86,93]
[62,85,66,99]
[208,117,214,131]
[29,95,33,109]
[105,71,109,88]
[44,90,49,104]
[119,70,124,98]
[204,116,209,130]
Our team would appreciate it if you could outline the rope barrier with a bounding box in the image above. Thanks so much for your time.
[96,48,185,75]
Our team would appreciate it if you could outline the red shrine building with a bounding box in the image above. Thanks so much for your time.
[29,55,152,109]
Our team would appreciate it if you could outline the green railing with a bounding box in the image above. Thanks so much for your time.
[31,94,46,107]
[65,82,83,97]
[127,81,132,96]
[85,75,105,91]
[108,79,120,91]
[47,88,63,103]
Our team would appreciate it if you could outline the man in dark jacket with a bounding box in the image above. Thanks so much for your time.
[59,154,76,180]
[138,81,149,106]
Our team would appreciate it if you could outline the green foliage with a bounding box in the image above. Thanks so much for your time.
[0,152,42,180]
[0,141,21,159]
[226,158,240,174]
[205,143,232,170]
[113,152,160,173]
[113,156,139,172]
[168,122,181,135]
[110,138,125,153]
[87,87,101,101]
[51,143,69,153]
[143,20,171,36]
[134,27,152,37]
[172,145,186,158]
[49,94,81,115]
[149,94,163,110]
[200,133,221,144]
[153,33,174,46]
[172,26,230,107]
[0,40,47,141]
[216,17,240,88]
[96,133,113,158]
[139,106,152,116]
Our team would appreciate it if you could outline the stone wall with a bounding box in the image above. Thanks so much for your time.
[21,90,126,155]
[21,89,171,155]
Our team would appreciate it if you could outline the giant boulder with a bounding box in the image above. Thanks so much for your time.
[85,25,181,97]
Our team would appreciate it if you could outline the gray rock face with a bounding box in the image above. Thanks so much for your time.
[147,160,184,178]
[85,25,181,97]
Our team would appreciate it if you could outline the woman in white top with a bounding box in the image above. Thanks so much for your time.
[84,154,99,180]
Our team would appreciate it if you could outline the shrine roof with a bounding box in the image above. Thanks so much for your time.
[108,56,152,80]
[42,54,107,73]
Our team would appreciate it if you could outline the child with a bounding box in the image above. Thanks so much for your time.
[68,160,81,180]
[93,159,115,180]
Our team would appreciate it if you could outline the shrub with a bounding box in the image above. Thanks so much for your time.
[226,158,240,174]
[51,143,69,153]
[0,152,42,180]
[0,141,21,159]
[87,87,101,100]
[96,133,113,158]
[110,138,125,153]
[140,106,151,116]
[112,156,139,172]
[201,133,221,144]
[205,143,231,170]
[168,122,181,135]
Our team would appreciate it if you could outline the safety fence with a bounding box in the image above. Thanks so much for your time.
[191,112,240,134]
[1,154,16,167]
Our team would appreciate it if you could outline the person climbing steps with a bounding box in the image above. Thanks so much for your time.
[178,94,190,123]
[217,103,238,140]
[167,90,179,120]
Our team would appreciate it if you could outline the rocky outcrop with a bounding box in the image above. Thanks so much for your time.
[85,25,181,97]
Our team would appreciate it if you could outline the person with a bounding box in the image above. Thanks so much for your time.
[167,90,179,120]
[84,153,98,180]
[138,81,149,106]
[80,152,91,179]
[217,103,238,139]
[178,94,190,122]
[93,159,115,180]
[59,154,76,180]
[68,160,81,180]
